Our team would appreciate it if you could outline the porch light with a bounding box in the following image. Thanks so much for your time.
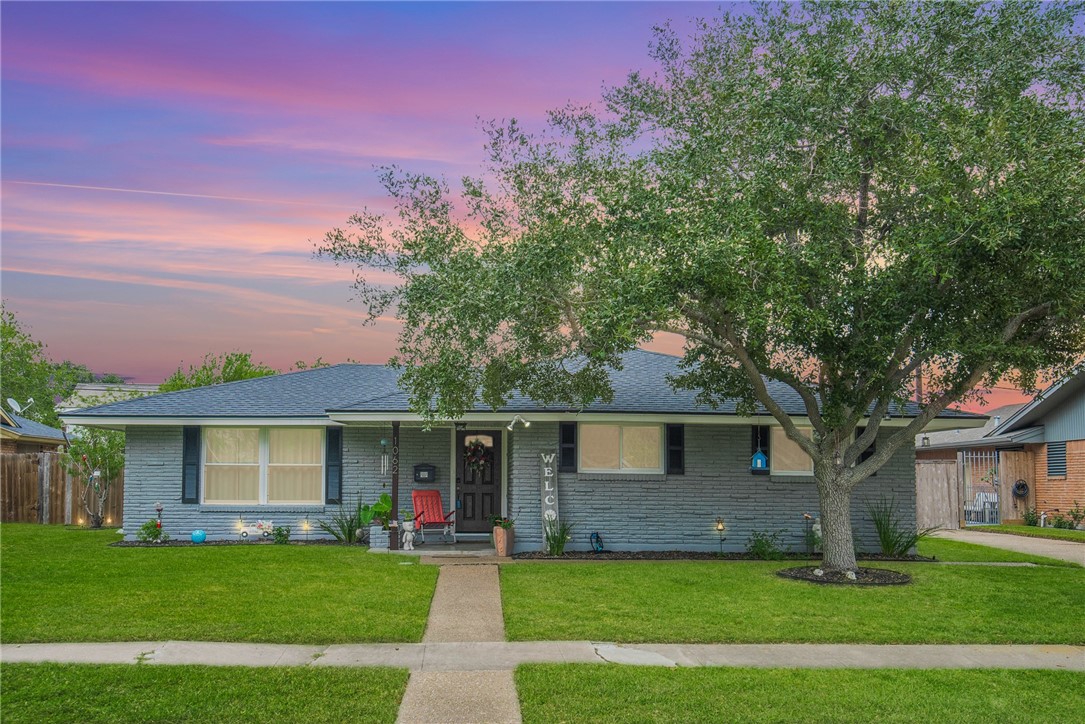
[921,436,931,447]
[506,415,531,431]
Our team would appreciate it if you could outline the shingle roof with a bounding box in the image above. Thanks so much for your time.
[65,349,981,420]
[1,412,67,441]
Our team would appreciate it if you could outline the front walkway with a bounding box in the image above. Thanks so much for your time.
[934,529,1085,565]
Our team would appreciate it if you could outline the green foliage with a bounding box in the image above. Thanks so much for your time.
[1049,513,1073,529]
[317,501,365,544]
[62,426,126,529]
[272,526,292,544]
[318,2,1085,572]
[135,519,169,543]
[158,351,277,392]
[867,498,939,556]
[1066,501,1085,528]
[1023,507,1040,526]
[370,492,393,529]
[745,530,786,560]
[490,515,515,529]
[543,518,573,556]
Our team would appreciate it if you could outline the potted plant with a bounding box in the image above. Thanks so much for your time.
[490,515,515,557]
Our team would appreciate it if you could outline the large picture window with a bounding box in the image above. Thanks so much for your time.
[770,426,813,475]
[579,423,662,473]
[203,427,324,505]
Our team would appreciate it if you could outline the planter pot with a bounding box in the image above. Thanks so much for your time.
[369,525,389,550]
[493,526,514,557]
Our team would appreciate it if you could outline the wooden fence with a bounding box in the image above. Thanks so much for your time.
[916,459,960,529]
[1,452,124,526]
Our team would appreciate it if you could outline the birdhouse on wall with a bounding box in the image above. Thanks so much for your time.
[751,449,768,471]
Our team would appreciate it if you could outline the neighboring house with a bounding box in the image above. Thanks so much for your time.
[0,410,66,454]
[59,383,161,413]
[63,350,981,551]
[915,369,1085,525]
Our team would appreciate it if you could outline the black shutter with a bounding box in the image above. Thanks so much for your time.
[182,427,200,503]
[751,425,770,475]
[558,422,577,472]
[666,424,685,475]
[857,426,876,475]
[326,427,343,504]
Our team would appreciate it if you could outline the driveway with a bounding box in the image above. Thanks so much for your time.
[934,529,1085,566]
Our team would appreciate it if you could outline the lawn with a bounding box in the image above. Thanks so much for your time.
[974,524,1085,542]
[501,546,1084,644]
[516,665,1085,724]
[918,537,1079,566]
[0,524,438,644]
[0,663,407,723]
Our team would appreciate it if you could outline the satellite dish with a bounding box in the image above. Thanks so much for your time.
[6,398,23,414]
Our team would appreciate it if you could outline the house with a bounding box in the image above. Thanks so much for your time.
[62,350,981,552]
[0,410,66,454]
[915,369,1085,526]
[59,382,160,413]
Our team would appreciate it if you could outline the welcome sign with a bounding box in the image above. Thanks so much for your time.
[539,452,559,523]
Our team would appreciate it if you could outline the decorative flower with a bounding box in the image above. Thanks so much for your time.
[464,440,490,473]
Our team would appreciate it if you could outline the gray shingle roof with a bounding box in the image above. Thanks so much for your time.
[65,349,981,420]
[2,412,67,441]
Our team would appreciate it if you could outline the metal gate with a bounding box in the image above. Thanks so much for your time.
[961,449,1000,525]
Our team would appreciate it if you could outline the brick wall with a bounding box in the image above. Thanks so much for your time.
[1032,439,1085,515]
[508,423,916,554]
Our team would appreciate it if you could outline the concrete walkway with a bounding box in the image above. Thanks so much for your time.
[934,529,1085,565]
[3,640,1083,672]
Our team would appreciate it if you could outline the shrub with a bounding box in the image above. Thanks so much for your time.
[273,526,291,544]
[1049,514,1073,530]
[543,518,573,556]
[1067,501,1085,529]
[136,519,170,543]
[745,530,786,560]
[867,497,938,556]
[1022,507,1040,527]
[318,501,365,544]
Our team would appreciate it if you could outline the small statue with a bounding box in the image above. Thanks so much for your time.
[401,519,416,551]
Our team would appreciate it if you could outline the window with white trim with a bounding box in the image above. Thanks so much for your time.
[770,426,813,475]
[203,427,324,505]
[579,423,663,473]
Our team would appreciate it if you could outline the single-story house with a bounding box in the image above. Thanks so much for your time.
[1,410,66,454]
[63,350,981,552]
[914,368,1084,525]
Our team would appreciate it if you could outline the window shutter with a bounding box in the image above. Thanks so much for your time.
[182,427,200,503]
[558,422,577,472]
[857,426,876,475]
[1047,441,1067,476]
[325,427,343,504]
[751,425,770,475]
[666,424,684,475]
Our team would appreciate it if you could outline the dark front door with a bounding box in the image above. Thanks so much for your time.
[457,430,501,533]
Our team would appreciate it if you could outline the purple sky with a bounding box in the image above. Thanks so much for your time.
[2,1,729,381]
[0,2,1031,410]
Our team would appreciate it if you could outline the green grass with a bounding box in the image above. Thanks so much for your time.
[918,537,1080,566]
[515,665,1085,724]
[976,524,1085,542]
[0,663,407,723]
[0,524,438,643]
[501,558,1084,644]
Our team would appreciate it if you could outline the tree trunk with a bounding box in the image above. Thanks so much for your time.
[817,471,858,572]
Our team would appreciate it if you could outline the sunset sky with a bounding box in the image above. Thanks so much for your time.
[0,2,1029,410]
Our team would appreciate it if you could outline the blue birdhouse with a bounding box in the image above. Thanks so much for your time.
[751,449,768,471]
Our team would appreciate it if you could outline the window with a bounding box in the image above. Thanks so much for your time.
[770,426,813,475]
[1047,441,1067,477]
[203,427,324,505]
[579,423,662,473]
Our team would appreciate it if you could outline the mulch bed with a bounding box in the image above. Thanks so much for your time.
[776,566,913,586]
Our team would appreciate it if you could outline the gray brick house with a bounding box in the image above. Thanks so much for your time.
[63,350,982,552]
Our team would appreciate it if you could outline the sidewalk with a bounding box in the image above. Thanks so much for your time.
[934,529,1085,565]
[3,640,1083,672]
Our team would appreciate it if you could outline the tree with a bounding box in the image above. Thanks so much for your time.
[159,352,278,392]
[63,425,125,529]
[319,1,1085,571]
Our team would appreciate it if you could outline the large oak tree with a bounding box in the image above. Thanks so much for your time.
[320,1,1085,571]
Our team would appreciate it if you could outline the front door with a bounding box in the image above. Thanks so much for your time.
[457,430,501,533]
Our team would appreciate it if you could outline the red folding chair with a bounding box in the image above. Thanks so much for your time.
[412,489,456,544]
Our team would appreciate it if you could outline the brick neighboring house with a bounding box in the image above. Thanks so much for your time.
[916,369,1085,525]
[63,349,983,550]
[0,410,66,454]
